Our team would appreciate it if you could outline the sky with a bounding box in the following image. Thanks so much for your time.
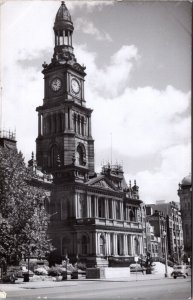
[0,0,191,204]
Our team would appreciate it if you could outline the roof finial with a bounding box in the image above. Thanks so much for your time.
[61,1,65,5]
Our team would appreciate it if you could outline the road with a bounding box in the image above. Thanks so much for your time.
[5,277,191,300]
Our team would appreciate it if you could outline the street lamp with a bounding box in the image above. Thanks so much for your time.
[163,231,168,278]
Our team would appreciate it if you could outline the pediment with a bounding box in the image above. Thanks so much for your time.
[87,176,116,191]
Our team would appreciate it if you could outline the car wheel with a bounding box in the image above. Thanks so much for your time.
[173,276,177,279]
[186,273,188,276]
[183,275,186,279]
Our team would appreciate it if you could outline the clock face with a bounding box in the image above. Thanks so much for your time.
[71,78,80,94]
[51,78,62,92]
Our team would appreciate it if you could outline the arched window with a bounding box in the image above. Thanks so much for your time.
[99,235,105,256]
[129,209,135,222]
[82,235,88,255]
[76,144,86,166]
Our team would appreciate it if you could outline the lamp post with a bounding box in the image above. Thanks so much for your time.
[163,231,168,278]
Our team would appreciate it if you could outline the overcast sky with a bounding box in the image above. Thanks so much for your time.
[1,0,191,204]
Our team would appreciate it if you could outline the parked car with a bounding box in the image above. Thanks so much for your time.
[171,265,189,279]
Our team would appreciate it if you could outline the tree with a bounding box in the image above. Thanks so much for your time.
[0,147,53,266]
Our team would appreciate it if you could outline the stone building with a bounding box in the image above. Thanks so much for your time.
[147,201,184,263]
[178,174,192,258]
[146,207,167,258]
[36,1,145,267]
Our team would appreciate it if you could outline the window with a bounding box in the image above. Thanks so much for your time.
[116,201,121,220]
[134,237,139,255]
[99,235,105,255]
[108,199,112,219]
[91,195,95,217]
[76,144,86,166]
[117,235,123,255]
[98,197,105,218]
[129,209,135,222]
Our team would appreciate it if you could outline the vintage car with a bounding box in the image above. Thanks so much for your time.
[171,265,190,279]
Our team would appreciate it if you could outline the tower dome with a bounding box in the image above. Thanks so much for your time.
[181,174,191,186]
[54,1,74,32]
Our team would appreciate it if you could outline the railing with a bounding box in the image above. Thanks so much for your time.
[76,217,142,229]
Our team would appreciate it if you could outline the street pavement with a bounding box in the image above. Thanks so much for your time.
[0,273,191,300]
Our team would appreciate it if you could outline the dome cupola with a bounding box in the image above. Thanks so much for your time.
[181,174,191,187]
[54,1,74,32]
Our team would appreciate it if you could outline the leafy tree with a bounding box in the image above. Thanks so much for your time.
[0,147,53,267]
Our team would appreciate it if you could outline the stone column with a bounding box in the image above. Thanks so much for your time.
[95,196,98,217]
[105,199,109,219]
[120,202,124,220]
[114,234,118,255]
[87,195,91,217]
[131,235,134,256]
[123,235,127,255]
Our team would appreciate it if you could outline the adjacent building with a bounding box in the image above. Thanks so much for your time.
[146,201,184,263]
[178,174,192,258]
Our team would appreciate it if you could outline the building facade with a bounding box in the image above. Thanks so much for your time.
[178,174,192,258]
[36,2,145,267]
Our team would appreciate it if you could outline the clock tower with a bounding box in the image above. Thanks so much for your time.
[36,1,95,182]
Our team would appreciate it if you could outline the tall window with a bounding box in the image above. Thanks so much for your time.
[129,209,135,222]
[134,237,139,255]
[116,201,121,220]
[91,195,95,217]
[79,194,87,218]
[99,235,105,255]
[98,197,105,218]
[108,199,112,219]
[117,235,123,255]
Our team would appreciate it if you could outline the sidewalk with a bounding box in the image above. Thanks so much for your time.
[0,272,169,294]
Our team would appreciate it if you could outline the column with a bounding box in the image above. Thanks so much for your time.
[95,196,98,217]
[130,235,135,256]
[88,116,92,136]
[65,110,68,130]
[120,202,124,220]
[105,199,109,219]
[123,235,127,255]
[112,200,115,219]
[87,195,91,217]
[114,234,118,255]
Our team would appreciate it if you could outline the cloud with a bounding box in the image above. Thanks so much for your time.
[126,143,191,203]
[75,44,139,97]
[75,18,112,42]
[67,1,114,12]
